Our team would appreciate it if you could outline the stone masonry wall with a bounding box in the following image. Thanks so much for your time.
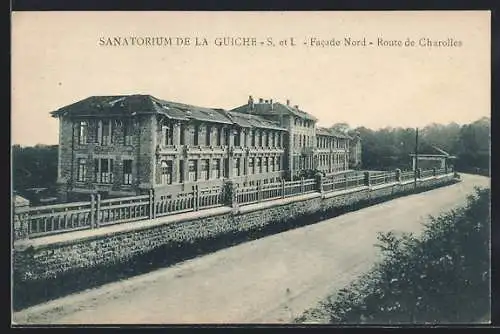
[13,175,456,284]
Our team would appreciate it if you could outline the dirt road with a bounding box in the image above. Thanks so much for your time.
[13,174,489,324]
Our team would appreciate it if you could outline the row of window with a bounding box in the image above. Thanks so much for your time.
[317,136,347,149]
[294,118,314,128]
[77,158,133,185]
[317,154,346,167]
[159,156,283,184]
[294,134,314,148]
[78,120,133,146]
[161,123,284,148]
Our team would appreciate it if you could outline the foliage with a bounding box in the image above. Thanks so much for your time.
[334,118,489,173]
[296,187,490,324]
[12,144,59,199]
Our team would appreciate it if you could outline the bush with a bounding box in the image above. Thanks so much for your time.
[296,187,490,324]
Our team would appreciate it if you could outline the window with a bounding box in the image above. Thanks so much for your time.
[251,130,256,147]
[249,157,254,174]
[234,129,241,147]
[180,124,186,145]
[277,133,281,147]
[216,127,222,146]
[233,158,241,177]
[124,120,133,146]
[264,157,269,172]
[123,159,133,185]
[257,157,262,173]
[188,160,197,182]
[78,121,88,144]
[243,130,247,147]
[212,159,221,179]
[265,131,269,147]
[201,159,209,180]
[205,126,211,146]
[94,158,114,184]
[224,128,230,146]
[270,157,275,172]
[77,158,87,182]
[258,131,263,147]
[223,158,229,177]
[101,120,112,146]
[272,132,276,147]
[193,125,199,146]
[159,160,172,184]
[276,156,281,170]
[162,123,173,146]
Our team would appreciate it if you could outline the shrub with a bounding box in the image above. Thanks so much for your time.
[296,187,490,324]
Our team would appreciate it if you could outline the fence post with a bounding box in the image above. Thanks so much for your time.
[223,179,237,208]
[300,177,305,193]
[257,180,262,202]
[417,168,422,179]
[281,178,286,198]
[432,167,437,177]
[149,189,155,219]
[364,171,371,187]
[395,169,401,182]
[90,193,96,228]
[95,193,101,228]
[13,197,30,241]
[193,185,199,211]
[315,172,324,194]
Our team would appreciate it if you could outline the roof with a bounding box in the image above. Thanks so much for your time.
[51,95,234,125]
[50,94,287,130]
[230,101,318,121]
[316,127,334,136]
[315,127,350,138]
[225,111,286,131]
[409,145,456,158]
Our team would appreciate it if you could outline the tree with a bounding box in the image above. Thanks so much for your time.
[12,144,59,196]
[330,123,351,135]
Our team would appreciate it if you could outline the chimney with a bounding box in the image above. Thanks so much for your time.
[265,99,269,104]
[294,104,299,109]
[286,99,290,106]
[248,95,254,110]
[270,99,273,110]
[259,98,264,103]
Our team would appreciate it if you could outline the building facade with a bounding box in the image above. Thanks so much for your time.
[230,96,352,179]
[348,134,362,169]
[315,127,350,175]
[52,94,359,201]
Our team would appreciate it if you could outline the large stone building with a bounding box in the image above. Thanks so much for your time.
[51,94,359,201]
[230,96,352,179]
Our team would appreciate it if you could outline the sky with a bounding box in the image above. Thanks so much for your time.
[11,11,490,146]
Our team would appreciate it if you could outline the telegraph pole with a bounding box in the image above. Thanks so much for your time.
[414,127,419,186]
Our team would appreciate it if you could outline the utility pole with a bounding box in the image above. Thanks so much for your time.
[414,127,419,186]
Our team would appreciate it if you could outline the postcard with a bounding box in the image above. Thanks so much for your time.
[11,11,491,325]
